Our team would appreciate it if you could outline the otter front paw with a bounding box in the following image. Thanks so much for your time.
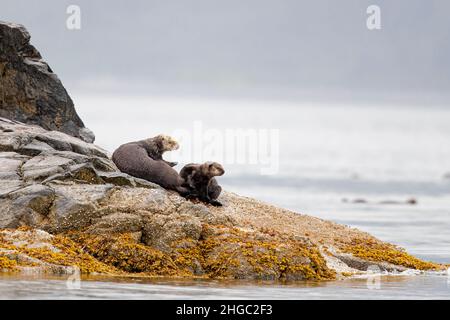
[176,187,193,198]
[185,194,198,200]
[209,200,223,207]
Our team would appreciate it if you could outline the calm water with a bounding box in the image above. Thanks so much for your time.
[1,273,449,300]
[4,96,449,299]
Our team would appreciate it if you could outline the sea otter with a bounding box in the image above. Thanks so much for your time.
[180,162,225,206]
[112,135,189,195]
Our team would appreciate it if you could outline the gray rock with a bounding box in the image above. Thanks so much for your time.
[22,154,75,171]
[18,139,54,156]
[97,172,161,188]
[9,184,55,215]
[0,152,28,180]
[91,157,118,172]
[177,201,211,219]
[98,172,136,186]
[333,252,408,273]
[49,150,91,164]
[0,184,55,228]
[0,132,22,152]
[22,154,74,182]
[86,212,143,234]
[0,21,94,142]
[67,163,105,184]
[102,187,174,214]
[48,182,114,231]
[133,177,160,189]
[35,131,108,158]
[0,180,24,197]
[0,118,108,158]
[0,198,20,228]
[79,127,95,144]
[2,185,56,227]
[141,213,203,252]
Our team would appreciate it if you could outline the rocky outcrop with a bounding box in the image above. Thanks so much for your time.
[0,21,94,143]
[0,20,443,279]
[0,118,443,279]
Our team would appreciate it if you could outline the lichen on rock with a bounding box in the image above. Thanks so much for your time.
[0,228,117,274]
[341,238,441,271]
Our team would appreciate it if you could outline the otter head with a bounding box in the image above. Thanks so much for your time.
[201,162,225,178]
[155,134,179,153]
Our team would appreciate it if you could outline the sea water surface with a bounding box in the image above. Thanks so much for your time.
[3,96,449,299]
[0,273,449,300]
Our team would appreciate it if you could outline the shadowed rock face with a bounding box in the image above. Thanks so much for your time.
[0,21,94,143]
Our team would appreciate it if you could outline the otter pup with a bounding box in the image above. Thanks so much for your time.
[180,162,225,206]
[112,135,189,195]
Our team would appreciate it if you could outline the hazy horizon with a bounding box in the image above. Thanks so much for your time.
[1,0,449,106]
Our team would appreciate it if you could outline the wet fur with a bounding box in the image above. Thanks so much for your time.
[135,137,178,167]
[112,137,188,194]
[180,162,224,206]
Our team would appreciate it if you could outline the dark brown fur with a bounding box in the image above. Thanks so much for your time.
[112,136,188,195]
[180,162,224,206]
[133,136,179,167]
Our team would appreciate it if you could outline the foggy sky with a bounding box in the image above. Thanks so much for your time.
[1,0,449,105]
